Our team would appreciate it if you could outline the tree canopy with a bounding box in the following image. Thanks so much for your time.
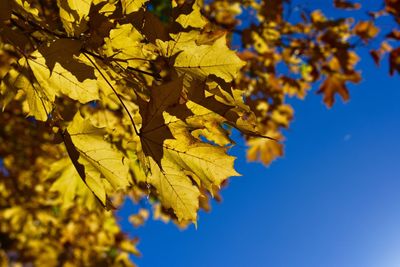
[0,0,398,265]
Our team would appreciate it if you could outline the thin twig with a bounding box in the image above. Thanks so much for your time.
[83,52,140,136]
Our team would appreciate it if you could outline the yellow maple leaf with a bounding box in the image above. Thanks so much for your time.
[137,76,239,222]
[176,0,207,29]
[1,66,54,121]
[103,23,155,69]
[12,0,41,22]
[121,0,149,14]
[64,113,131,206]
[57,0,93,36]
[47,157,99,210]
[157,32,245,82]
[247,130,284,166]
[27,39,99,103]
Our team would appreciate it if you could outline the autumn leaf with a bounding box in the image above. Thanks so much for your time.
[0,39,100,121]
[137,76,239,222]
[354,21,380,42]
[129,208,150,227]
[318,75,350,107]
[271,105,294,128]
[102,23,156,69]
[0,0,397,264]
[64,113,131,206]
[174,34,245,82]
[176,0,208,29]
[27,39,99,104]
[247,130,284,166]
[1,65,54,121]
[121,0,149,14]
[11,0,41,22]
[157,32,245,82]
[385,0,400,21]
[47,157,99,210]
[57,0,94,36]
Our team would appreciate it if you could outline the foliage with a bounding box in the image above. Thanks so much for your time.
[0,0,398,265]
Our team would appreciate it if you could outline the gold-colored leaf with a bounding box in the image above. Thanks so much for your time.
[65,113,131,205]
[157,32,245,82]
[57,0,93,36]
[354,21,379,41]
[1,66,54,121]
[27,39,99,104]
[247,131,283,166]
[176,0,207,29]
[121,0,149,14]
[47,157,99,210]
[103,23,155,69]
[138,77,239,222]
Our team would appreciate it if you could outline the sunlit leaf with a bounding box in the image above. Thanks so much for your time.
[65,113,131,205]
[157,32,245,82]
[121,0,149,14]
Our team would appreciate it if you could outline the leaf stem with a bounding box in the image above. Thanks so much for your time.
[82,52,141,137]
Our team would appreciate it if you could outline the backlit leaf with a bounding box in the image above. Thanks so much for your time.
[157,32,245,82]
[138,77,239,222]
[65,113,131,205]
[27,39,99,104]
[176,0,208,29]
[121,0,149,14]
[103,23,155,69]
[57,0,93,36]
[47,157,99,209]
[1,65,54,121]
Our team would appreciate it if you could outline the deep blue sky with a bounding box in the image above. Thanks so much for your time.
[119,2,400,266]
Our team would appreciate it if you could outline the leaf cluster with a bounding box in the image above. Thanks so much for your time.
[0,0,398,265]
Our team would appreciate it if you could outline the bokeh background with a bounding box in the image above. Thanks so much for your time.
[119,1,400,266]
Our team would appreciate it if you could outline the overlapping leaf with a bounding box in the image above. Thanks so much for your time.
[157,32,245,82]
[103,23,156,69]
[47,157,99,209]
[176,0,208,29]
[1,67,53,120]
[1,39,100,120]
[137,76,239,222]
[1,0,397,264]
[64,113,131,206]
[57,0,94,36]
[121,0,149,14]
[28,39,99,103]
[247,129,283,165]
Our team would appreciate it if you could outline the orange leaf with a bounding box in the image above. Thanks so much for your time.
[317,76,349,108]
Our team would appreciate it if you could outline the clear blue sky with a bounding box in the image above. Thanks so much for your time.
[119,2,400,266]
